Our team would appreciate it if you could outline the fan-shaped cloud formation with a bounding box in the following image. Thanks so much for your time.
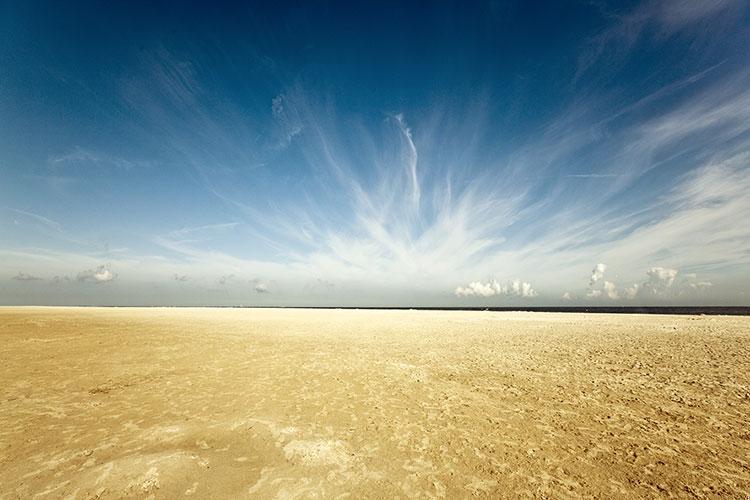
[1,1,748,306]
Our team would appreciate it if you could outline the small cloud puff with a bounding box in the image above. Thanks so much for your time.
[248,278,270,293]
[455,279,537,298]
[173,274,190,282]
[77,265,116,284]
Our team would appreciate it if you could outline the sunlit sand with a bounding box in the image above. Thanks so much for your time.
[1,307,749,498]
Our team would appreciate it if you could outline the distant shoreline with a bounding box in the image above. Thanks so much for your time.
[1,305,748,316]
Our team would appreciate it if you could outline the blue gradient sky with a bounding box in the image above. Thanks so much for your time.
[1,1,749,306]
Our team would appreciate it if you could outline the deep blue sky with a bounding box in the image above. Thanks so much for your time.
[1,0,749,305]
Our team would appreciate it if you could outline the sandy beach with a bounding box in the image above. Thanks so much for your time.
[1,307,749,499]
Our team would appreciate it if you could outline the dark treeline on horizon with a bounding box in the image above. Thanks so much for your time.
[26,306,750,316]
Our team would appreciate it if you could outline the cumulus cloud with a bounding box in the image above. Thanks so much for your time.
[583,266,713,301]
[455,279,537,298]
[641,267,678,296]
[637,268,712,298]
[77,265,115,284]
[586,263,614,299]
[624,284,639,300]
[602,281,619,300]
[12,271,42,281]
[562,291,573,300]
[589,263,607,286]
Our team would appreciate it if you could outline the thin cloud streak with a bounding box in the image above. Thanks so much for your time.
[4,207,62,232]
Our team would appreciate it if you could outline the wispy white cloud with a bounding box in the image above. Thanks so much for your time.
[271,93,303,149]
[48,146,153,170]
[5,27,747,305]
[576,0,741,81]
[4,207,62,232]
[649,0,739,32]
[561,174,623,179]
[7,69,748,304]
[394,113,420,211]
[119,46,263,181]
[165,222,240,243]
[131,67,749,304]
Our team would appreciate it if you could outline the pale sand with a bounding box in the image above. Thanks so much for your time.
[1,308,749,499]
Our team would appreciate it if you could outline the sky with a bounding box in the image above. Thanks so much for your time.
[1,0,749,306]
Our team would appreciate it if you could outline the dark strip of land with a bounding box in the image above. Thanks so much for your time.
[17,305,749,315]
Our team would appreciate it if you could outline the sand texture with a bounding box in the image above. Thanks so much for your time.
[1,307,749,499]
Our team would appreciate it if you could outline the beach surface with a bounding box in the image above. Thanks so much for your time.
[1,307,749,499]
